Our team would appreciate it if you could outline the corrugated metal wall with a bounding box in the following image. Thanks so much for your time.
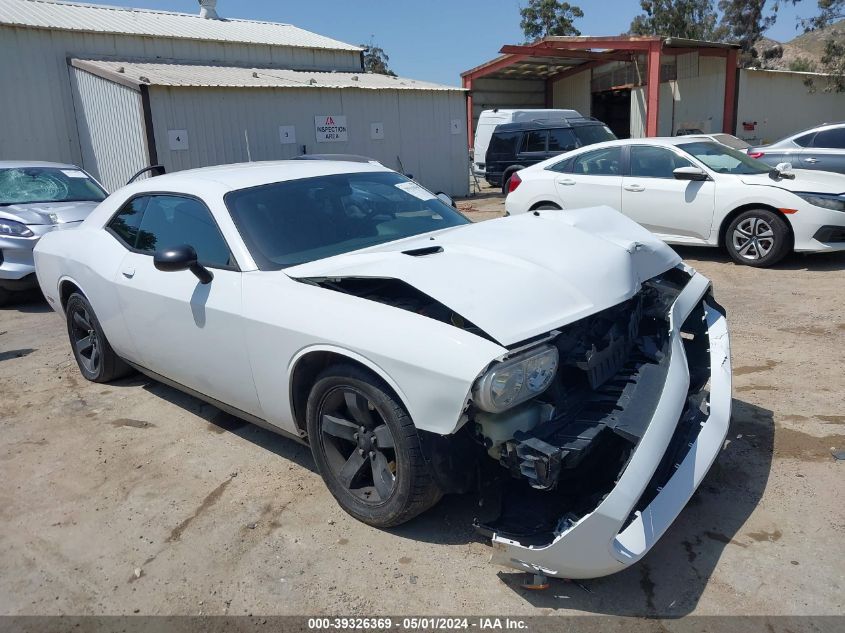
[147,86,469,196]
[737,69,845,144]
[69,67,149,192]
[469,77,546,135]
[0,24,361,164]
[551,72,591,115]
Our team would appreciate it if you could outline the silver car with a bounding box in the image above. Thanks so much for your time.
[746,122,845,174]
[0,161,107,306]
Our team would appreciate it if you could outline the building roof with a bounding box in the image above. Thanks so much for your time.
[70,58,464,91]
[0,0,362,51]
[462,35,740,81]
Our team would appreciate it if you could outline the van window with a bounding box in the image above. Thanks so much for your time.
[486,132,522,158]
[573,125,617,146]
[548,128,578,152]
[524,131,548,153]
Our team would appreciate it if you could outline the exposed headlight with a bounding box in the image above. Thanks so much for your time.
[0,219,34,237]
[796,192,845,212]
[473,345,559,413]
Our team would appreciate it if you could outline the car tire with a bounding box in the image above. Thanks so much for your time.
[65,292,132,383]
[306,363,442,528]
[725,209,791,267]
[0,288,9,308]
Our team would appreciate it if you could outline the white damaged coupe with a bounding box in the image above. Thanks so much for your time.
[34,160,732,579]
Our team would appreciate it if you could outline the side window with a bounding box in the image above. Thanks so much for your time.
[547,157,574,173]
[571,147,622,176]
[523,131,548,153]
[811,127,845,149]
[486,132,522,159]
[548,128,578,152]
[136,195,234,268]
[793,133,815,147]
[630,146,693,178]
[107,196,148,248]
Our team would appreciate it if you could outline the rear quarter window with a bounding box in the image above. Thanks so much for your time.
[486,132,522,159]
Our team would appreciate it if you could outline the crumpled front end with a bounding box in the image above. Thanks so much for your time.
[472,266,731,579]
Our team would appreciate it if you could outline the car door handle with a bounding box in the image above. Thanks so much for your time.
[122,267,135,278]
[804,158,819,164]
[557,178,576,186]
[624,184,645,192]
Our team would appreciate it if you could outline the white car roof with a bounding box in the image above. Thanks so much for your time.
[133,159,392,193]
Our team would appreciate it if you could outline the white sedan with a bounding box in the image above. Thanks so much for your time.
[505,137,845,267]
[34,160,731,580]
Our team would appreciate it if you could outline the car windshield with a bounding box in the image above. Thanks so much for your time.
[677,141,771,175]
[573,125,617,145]
[0,167,107,206]
[225,171,470,269]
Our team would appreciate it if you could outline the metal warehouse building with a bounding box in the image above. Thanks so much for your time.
[0,0,469,195]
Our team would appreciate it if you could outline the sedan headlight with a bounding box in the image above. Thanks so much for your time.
[795,192,845,212]
[473,345,559,413]
[0,219,34,237]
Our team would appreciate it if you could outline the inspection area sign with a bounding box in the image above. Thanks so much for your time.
[315,115,348,142]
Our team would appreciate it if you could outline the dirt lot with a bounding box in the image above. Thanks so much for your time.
[1,193,843,616]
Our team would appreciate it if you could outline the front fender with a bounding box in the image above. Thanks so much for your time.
[242,272,506,437]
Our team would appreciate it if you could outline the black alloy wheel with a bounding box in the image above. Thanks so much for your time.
[306,364,442,527]
[65,292,131,383]
[318,386,398,503]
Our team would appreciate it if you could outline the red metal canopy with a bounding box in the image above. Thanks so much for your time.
[461,36,740,141]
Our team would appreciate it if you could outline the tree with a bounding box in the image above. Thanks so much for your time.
[788,55,818,71]
[718,0,780,67]
[360,40,396,76]
[790,0,845,91]
[629,0,724,40]
[520,0,584,40]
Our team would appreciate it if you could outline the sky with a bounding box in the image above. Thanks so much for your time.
[86,0,819,86]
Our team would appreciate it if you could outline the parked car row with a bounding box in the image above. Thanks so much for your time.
[503,135,845,267]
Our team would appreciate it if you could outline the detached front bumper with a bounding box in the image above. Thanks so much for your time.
[490,272,731,579]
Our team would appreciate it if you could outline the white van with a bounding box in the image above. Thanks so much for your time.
[472,108,582,176]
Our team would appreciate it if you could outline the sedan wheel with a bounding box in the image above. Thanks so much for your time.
[306,364,442,527]
[732,217,774,261]
[725,209,790,267]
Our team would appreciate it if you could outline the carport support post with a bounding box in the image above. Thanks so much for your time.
[646,41,661,137]
[463,76,473,150]
[722,48,739,134]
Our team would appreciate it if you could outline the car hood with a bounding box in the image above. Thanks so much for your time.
[285,207,681,346]
[740,169,845,194]
[0,200,100,225]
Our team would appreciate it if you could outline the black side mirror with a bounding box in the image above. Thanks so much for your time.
[153,244,213,284]
[673,166,709,181]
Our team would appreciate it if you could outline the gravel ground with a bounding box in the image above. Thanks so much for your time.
[0,193,843,616]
